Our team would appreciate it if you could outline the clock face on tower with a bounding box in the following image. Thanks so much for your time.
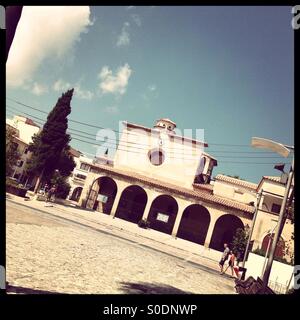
[148,148,165,166]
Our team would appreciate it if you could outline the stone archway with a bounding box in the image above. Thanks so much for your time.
[147,195,178,235]
[209,214,244,251]
[261,234,285,259]
[115,185,148,223]
[177,204,211,245]
[70,187,83,202]
[93,176,118,214]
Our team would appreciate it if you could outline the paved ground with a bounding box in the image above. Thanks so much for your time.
[6,197,236,294]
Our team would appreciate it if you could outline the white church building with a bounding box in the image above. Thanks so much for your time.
[72,118,293,258]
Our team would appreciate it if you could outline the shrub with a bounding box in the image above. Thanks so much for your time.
[252,248,292,265]
[50,172,71,199]
[252,248,264,256]
[231,228,249,262]
[54,180,71,199]
[138,219,150,229]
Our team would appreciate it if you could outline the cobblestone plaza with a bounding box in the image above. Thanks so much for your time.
[6,199,235,294]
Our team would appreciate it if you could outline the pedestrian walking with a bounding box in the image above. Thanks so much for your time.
[46,185,56,202]
[219,243,230,274]
[50,185,57,202]
[43,183,50,196]
[221,250,236,277]
[45,185,52,202]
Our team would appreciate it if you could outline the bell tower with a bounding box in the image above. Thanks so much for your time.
[154,118,176,133]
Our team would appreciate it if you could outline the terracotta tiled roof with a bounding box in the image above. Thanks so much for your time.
[25,118,40,128]
[69,147,82,158]
[192,183,214,193]
[256,175,287,191]
[215,174,258,190]
[156,118,177,126]
[263,176,282,183]
[89,164,255,214]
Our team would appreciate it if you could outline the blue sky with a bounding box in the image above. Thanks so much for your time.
[6,6,294,183]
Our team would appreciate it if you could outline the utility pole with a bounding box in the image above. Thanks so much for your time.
[262,157,294,288]
[242,190,263,268]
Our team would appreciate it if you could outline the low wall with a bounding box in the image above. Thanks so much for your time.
[6,185,27,198]
[245,252,294,292]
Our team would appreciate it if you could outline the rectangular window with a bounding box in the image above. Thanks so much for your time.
[80,163,90,171]
[90,167,100,174]
[24,148,28,154]
[75,174,87,180]
[271,203,281,214]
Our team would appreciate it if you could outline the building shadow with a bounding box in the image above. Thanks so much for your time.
[119,281,193,294]
[6,283,64,294]
[54,201,95,212]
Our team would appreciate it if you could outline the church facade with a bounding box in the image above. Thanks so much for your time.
[76,118,293,259]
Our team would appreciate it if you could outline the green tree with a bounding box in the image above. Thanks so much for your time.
[27,89,76,192]
[6,127,20,176]
[57,146,76,178]
[50,171,71,199]
[231,228,249,262]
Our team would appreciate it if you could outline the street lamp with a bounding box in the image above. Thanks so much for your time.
[261,218,278,278]
[251,137,291,157]
[251,137,294,289]
[242,189,263,268]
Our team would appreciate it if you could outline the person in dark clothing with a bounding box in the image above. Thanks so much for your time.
[46,185,57,202]
[219,243,230,274]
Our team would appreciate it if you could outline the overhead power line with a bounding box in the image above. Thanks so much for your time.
[6,105,291,159]
[7,96,278,148]
[6,108,291,166]
[6,98,293,156]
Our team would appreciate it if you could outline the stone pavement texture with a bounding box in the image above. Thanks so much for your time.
[6,194,236,294]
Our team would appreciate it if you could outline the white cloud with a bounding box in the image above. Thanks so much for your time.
[53,79,72,92]
[131,14,141,27]
[116,22,130,47]
[7,6,92,87]
[98,64,132,95]
[53,79,94,100]
[31,82,48,95]
[126,6,135,10]
[148,84,157,92]
[104,106,119,114]
[75,86,94,100]
[141,84,158,104]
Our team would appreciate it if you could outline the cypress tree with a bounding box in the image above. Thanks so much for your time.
[6,126,20,176]
[27,89,75,192]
